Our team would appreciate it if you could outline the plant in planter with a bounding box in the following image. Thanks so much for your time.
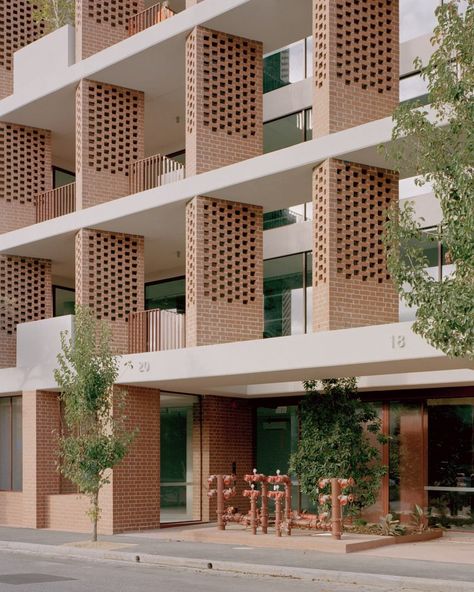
[289,378,388,523]
[379,514,406,537]
[411,504,429,534]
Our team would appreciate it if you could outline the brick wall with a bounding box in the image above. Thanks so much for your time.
[185,26,263,177]
[0,1,45,99]
[186,196,263,346]
[75,79,144,210]
[200,396,253,522]
[312,159,399,331]
[22,391,61,528]
[75,228,145,354]
[0,492,23,526]
[0,256,53,368]
[0,122,52,234]
[312,0,399,137]
[112,386,161,532]
[75,0,145,60]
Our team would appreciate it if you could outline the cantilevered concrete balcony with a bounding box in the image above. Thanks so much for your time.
[34,182,76,223]
[128,308,186,353]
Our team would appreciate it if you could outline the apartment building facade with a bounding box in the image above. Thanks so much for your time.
[0,0,472,534]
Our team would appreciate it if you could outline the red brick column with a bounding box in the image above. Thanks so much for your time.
[185,26,263,177]
[0,1,44,98]
[312,0,399,137]
[22,391,61,528]
[186,196,263,346]
[75,79,144,210]
[0,256,53,368]
[75,228,145,354]
[200,396,253,522]
[312,159,399,331]
[75,0,145,60]
[0,123,52,234]
[112,386,161,532]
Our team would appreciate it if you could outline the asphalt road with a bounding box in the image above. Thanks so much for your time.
[0,550,419,592]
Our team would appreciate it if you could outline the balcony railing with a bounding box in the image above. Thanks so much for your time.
[129,153,184,194]
[128,2,175,36]
[129,308,186,354]
[35,182,76,223]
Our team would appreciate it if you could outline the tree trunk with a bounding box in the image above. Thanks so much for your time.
[92,491,99,542]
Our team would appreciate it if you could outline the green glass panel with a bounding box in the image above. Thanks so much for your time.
[53,168,75,189]
[264,254,305,338]
[145,278,185,313]
[264,112,305,153]
[54,287,75,317]
[160,407,187,483]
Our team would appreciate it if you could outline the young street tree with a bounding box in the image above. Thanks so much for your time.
[289,379,387,516]
[384,0,473,359]
[54,306,136,542]
[29,0,75,33]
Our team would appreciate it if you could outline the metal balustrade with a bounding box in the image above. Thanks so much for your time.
[128,2,175,36]
[128,308,186,353]
[129,153,184,194]
[35,182,76,223]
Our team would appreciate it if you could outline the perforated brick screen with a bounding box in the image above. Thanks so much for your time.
[186,26,263,176]
[0,255,52,335]
[75,228,144,321]
[312,0,399,135]
[0,1,45,97]
[186,196,263,346]
[312,159,399,330]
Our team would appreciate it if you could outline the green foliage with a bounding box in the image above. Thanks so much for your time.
[28,0,75,33]
[384,0,474,358]
[289,379,388,515]
[410,504,428,534]
[54,306,136,541]
[378,513,405,536]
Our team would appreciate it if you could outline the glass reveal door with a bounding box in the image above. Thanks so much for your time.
[160,394,201,523]
[427,398,474,530]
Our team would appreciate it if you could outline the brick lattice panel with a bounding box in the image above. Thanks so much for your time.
[0,1,45,98]
[186,26,263,176]
[200,396,253,522]
[0,123,52,233]
[75,228,144,321]
[76,0,144,60]
[186,196,263,346]
[0,256,52,368]
[312,159,399,331]
[312,0,399,136]
[76,80,144,209]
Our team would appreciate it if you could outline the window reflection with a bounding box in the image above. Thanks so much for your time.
[264,253,312,338]
[145,277,186,313]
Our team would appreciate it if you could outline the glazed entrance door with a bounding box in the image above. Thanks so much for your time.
[427,398,474,530]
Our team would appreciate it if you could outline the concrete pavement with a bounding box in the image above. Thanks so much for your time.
[0,526,472,591]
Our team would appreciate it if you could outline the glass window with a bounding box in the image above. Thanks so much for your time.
[264,112,306,153]
[145,277,186,313]
[53,286,75,317]
[53,167,75,189]
[167,150,186,167]
[400,0,440,43]
[264,253,312,338]
[160,394,201,523]
[0,396,22,491]
[427,398,474,530]
[263,205,305,231]
[263,40,305,93]
[305,35,313,79]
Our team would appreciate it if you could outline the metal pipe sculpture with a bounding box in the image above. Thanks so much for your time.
[208,474,236,530]
[318,477,355,540]
[244,469,269,534]
[267,470,292,537]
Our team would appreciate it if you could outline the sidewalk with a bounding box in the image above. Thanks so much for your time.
[0,525,473,590]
